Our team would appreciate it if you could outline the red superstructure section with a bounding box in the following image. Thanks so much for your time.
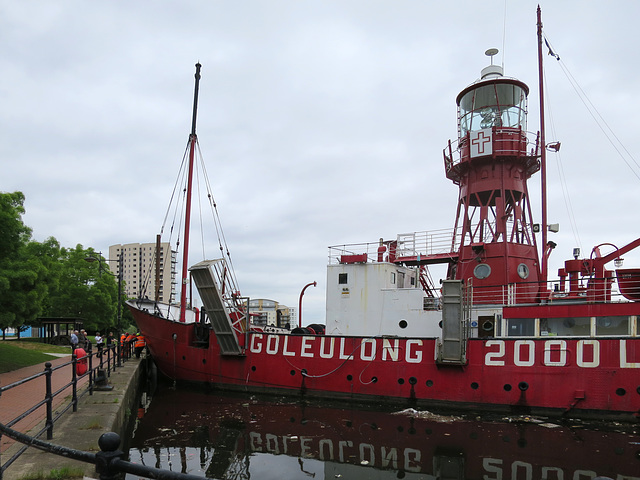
[444,71,542,305]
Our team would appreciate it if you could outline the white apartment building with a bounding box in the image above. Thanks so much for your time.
[108,242,176,303]
[248,299,297,329]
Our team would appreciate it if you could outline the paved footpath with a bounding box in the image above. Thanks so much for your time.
[0,355,141,479]
[0,355,80,454]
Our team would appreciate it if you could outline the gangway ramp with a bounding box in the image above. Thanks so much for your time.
[190,259,244,355]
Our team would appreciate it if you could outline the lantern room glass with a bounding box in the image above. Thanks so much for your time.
[458,82,528,136]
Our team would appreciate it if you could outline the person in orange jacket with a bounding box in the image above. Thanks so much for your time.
[134,333,146,358]
[123,332,136,357]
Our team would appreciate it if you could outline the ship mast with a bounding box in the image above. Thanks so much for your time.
[179,62,202,323]
[537,6,549,289]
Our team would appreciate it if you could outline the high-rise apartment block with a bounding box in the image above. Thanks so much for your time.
[108,242,176,302]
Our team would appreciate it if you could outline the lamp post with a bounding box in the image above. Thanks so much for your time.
[85,252,124,365]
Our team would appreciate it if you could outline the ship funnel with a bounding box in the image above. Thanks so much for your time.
[481,48,503,78]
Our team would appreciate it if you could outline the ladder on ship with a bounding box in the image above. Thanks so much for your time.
[190,259,245,355]
[437,279,470,365]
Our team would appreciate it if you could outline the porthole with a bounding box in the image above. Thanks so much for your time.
[409,377,417,385]
[503,384,512,392]
[399,319,408,329]
[346,374,353,381]
[474,263,491,279]
[517,263,530,279]
[616,388,626,396]
[471,382,479,390]
[426,380,434,387]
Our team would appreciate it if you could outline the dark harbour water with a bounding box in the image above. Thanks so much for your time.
[125,380,640,480]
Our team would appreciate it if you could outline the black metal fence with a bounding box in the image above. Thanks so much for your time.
[0,339,142,479]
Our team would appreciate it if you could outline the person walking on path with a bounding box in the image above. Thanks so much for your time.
[70,330,78,351]
[95,332,104,356]
[77,330,87,350]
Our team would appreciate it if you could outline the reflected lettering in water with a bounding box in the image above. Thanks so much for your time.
[126,381,640,479]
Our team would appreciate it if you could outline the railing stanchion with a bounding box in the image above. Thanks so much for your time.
[44,362,53,440]
[88,343,94,395]
[106,345,111,377]
[95,432,124,480]
[71,353,78,412]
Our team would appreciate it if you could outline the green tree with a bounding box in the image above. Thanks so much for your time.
[0,192,121,336]
[44,246,119,333]
[0,192,53,334]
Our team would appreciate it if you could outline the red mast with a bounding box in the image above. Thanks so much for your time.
[179,63,202,323]
[537,6,549,289]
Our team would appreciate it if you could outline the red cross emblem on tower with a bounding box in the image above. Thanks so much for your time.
[471,129,493,157]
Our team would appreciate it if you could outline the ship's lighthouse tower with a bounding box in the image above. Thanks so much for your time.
[443,50,541,304]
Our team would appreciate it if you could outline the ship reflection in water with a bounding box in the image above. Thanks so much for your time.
[127,382,640,480]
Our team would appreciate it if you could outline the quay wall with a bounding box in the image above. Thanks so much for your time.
[2,358,143,480]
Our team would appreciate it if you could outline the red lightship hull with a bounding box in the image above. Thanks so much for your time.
[130,306,640,419]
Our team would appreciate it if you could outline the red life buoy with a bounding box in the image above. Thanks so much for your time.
[74,348,88,376]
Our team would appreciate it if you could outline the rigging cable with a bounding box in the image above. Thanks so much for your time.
[543,68,583,252]
[544,35,640,182]
[196,141,242,295]
[501,0,508,71]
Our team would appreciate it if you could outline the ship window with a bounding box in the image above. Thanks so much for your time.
[474,263,491,279]
[540,317,590,337]
[338,273,348,285]
[595,316,629,336]
[517,263,530,279]
[391,272,396,284]
[506,318,535,337]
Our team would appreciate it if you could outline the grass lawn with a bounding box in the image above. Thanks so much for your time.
[0,340,71,374]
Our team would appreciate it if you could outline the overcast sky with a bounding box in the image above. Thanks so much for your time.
[3,1,640,323]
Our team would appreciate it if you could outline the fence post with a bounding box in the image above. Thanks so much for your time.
[44,362,53,440]
[88,343,93,396]
[71,353,78,413]
[95,432,124,480]
[106,345,111,377]
[1,379,4,469]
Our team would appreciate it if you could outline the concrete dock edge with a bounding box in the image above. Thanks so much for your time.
[2,358,143,480]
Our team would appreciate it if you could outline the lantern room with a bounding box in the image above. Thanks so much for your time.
[457,76,529,138]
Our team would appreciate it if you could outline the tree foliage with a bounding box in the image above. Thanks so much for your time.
[0,192,47,330]
[45,246,119,332]
[0,192,120,334]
